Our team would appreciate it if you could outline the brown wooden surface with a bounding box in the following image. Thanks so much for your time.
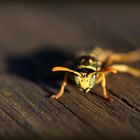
[0,2,140,140]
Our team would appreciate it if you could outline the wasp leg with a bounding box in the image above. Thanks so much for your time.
[108,49,140,64]
[95,74,102,84]
[101,73,113,102]
[51,73,68,99]
[96,67,117,84]
[111,64,140,77]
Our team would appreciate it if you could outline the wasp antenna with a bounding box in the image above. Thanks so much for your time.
[52,66,81,76]
[98,67,117,74]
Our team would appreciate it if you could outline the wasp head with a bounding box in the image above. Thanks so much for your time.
[74,69,97,93]
[52,65,98,94]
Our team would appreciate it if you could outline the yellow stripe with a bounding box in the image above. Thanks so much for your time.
[78,65,97,71]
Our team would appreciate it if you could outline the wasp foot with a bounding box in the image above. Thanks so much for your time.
[104,95,114,102]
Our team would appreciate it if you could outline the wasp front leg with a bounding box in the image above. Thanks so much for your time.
[101,73,113,102]
[51,73,68,99]
[111,64,140,77]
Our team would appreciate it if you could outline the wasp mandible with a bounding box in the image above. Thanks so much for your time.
[51,47,140,101]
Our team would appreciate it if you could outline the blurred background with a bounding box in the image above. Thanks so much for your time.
[0,1,140,53]
[0,1,139,81]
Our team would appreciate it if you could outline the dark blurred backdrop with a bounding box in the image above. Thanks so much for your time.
[0,1,139,80]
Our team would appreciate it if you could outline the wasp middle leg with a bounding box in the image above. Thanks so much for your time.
[101,73,113,102]
[95,68,117,101]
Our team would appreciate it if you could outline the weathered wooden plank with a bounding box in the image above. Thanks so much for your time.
[0,75,102,140]
[47,84,140,140]
[0,108,32,140]
[107,74,140,112]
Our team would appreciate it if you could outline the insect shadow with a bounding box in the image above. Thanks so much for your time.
[5,45,74,97]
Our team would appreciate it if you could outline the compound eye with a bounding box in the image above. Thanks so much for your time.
[89,75,96,86]
[93,75,96,79]
[74,76,80,86]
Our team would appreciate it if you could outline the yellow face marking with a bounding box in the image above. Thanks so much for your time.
[77,76,91,93]
[78,65,97,71]
[74,72,97,93]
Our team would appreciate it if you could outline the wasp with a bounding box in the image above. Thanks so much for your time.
[51,47,140,101]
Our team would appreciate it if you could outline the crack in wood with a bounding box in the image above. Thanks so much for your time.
[107,88,140,114]
[57,100,93,128]
[57,99,103,137]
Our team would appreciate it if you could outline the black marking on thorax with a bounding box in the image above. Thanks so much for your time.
[74,56,101,72]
